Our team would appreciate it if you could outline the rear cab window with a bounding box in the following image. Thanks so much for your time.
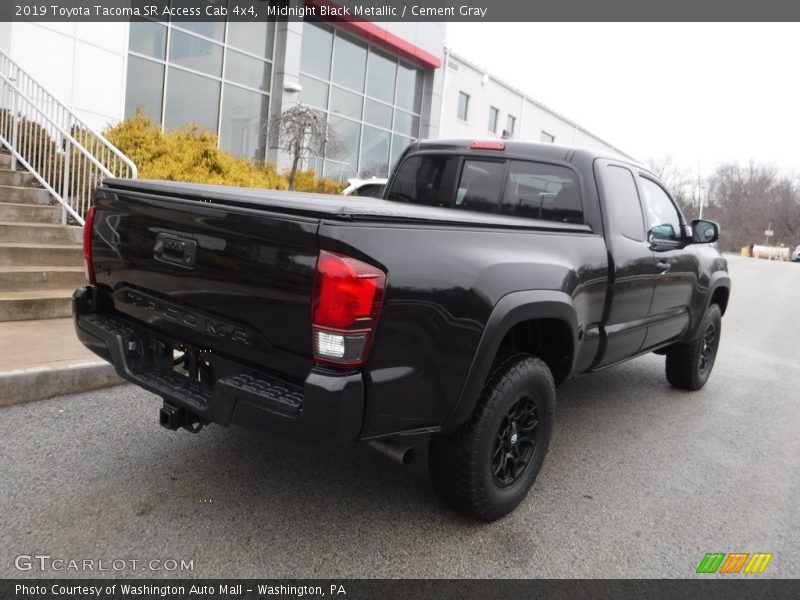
[502,161,582,223]
[386,153,583,224]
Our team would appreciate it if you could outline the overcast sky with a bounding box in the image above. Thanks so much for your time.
[445,23,800,175]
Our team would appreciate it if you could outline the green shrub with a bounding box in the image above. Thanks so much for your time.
[105,111,345,194]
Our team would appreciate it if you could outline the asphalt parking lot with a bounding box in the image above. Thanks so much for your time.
[1,254,798,579]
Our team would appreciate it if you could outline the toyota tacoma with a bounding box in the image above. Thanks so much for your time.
[73,139,730,521]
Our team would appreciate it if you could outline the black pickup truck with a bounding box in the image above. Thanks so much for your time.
[73,139,730,521]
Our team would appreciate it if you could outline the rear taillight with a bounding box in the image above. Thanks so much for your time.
[83,206,96,284]
[312,250,386,368]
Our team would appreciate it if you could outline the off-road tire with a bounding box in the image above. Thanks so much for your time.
[429,354,556,521]
[665,303,722,390]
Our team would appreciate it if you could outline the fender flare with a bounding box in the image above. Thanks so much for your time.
[704,272,731,314]
[441,290,579,433]
[682,271,730,342]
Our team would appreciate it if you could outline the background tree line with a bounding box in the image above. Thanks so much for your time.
[648,157,800,252]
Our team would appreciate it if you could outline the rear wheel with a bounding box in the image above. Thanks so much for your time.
[429,354,555,521]
[665,303,722,390]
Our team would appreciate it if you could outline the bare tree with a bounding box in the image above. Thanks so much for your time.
[645,156,800,252]
[270,104,343,190]
[647,155,694,215]
[705,161,800,251]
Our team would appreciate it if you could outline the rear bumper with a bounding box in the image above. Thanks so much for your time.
[72,286,364,443]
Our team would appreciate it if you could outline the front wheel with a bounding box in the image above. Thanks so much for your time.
[665,303,722,390]
[429,354,556,521]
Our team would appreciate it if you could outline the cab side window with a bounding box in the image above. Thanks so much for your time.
[603,165,645,241]
[638,177,682,241]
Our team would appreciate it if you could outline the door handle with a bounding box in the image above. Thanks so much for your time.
[656,261,671,273]
[154,233,197,268]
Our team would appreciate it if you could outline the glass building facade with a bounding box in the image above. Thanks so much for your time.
[125,19,276,162]
[298,22,424,177]
[125,19,427,177]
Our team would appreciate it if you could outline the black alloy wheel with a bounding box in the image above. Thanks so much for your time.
[665,303,722,390]
[429,354,556,521]
[492,394,539,487]
[698,322,717,373]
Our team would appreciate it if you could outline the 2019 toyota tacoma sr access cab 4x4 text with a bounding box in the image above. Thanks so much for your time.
[73,139,730,521]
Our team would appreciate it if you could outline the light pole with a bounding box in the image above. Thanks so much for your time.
[697,184,706,219]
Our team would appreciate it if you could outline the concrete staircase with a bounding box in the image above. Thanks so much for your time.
[0,153,84,322]
[0,49,135,404]
[0,151,122,405]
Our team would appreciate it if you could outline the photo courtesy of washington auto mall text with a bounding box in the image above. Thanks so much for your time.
[15,584,348,597]
[1,0,799,598]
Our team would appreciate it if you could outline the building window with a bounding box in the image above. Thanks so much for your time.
[332,34,367,92]
[457,92,470,122]
[506,114,516,136]
[300,19,333,79]
[488,106,499,133]
[299,22,424,178]
[125,18,276,162]
[168,29,223,77]
[129,21,166,60]
[219,85,270,165]
[541,131,555,143]
[125,55,164,123]
[164,67,220,132]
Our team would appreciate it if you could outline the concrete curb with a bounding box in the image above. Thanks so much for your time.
[0,362,124,407]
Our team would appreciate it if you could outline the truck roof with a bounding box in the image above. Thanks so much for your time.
[412,138,649,172]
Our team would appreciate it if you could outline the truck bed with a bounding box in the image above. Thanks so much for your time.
[84,178,606,439]
[103,179,593,232]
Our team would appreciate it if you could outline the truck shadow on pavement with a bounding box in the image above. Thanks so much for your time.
[3,351,713,579]
[125,351,694,531]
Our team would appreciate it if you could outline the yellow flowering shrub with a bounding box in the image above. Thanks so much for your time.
[104,111,345,194]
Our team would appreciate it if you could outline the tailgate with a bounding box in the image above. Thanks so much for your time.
[91,184,320,384]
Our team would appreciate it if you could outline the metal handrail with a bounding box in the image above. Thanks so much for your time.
[303,156,358,184]
[0,49,137,225]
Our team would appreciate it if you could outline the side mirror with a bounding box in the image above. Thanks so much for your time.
[649,223,676,241]
[691,219,719,244]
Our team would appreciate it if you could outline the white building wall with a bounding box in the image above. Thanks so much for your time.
[7,21,129,131]
[380,21,445,59]
[0,22,11,54]
[439,49,631,159]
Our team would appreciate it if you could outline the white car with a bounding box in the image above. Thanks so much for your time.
[792,245,800,262]
[341,177,388,198]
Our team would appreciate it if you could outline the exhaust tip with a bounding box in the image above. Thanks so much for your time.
[368,439,416,465]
